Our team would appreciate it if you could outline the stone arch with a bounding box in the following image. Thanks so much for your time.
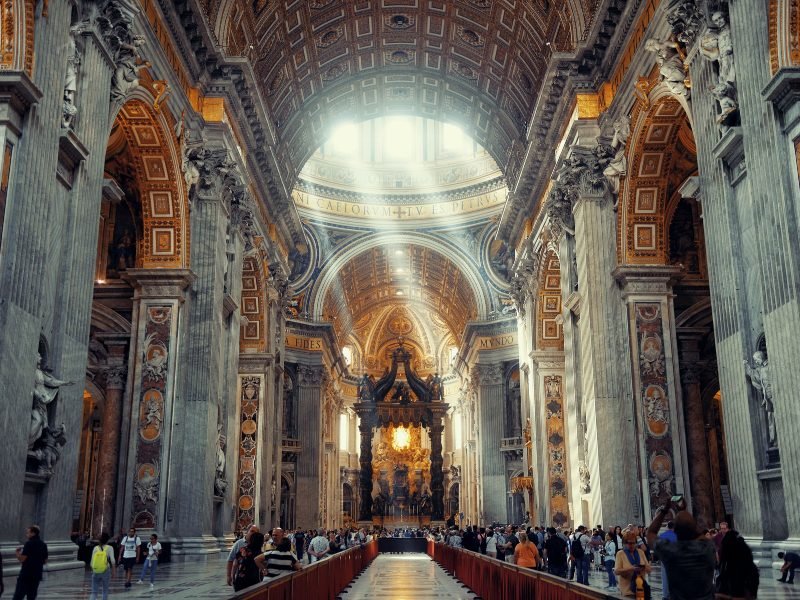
[309,232,492,323]
[768,0,800,74]
[107,91,189,269]
[534,248,563,351]
[618,81,697,265]
[0,0,35,74]
[240,254,267,352]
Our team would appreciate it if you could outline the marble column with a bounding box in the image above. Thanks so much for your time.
[295,364,326,528]
[358,417,375,522]
[677,330,715,529]
[572,187,638,527]
[473,364,506,524]
[614,266,689,523]
[120,268,194,539]
[92,364,127,537]
[429,418,445,520]
[171,145,243,555]
[0,0,80,567]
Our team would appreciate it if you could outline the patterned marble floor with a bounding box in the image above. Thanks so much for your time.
[340,554,478,600]
[7,553,799,599]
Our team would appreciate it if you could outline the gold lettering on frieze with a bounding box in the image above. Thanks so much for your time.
[286,334,323,351]
[476,333,517,350]
[292,189,506,221]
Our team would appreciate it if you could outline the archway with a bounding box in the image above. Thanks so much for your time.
[73,89,189,539]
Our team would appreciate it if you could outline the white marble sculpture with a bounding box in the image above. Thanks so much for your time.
[700,12,738,124]
[743,351,777,448]
[603,116,631,195]
[30,354,72,449]
[645,38,690,98]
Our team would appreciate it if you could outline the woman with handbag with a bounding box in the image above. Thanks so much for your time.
[615,532,652,598]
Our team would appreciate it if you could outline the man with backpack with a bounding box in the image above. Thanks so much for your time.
[117,528,141,589]
[571,525,592,585]
[89,532,115,600]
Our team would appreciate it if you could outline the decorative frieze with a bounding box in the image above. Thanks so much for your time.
[544,375,569,526]
[235,376,261,532]
[131,305,173,529]
[470,364,503,387]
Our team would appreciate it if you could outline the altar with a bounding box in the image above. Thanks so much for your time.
[353,344,448,525]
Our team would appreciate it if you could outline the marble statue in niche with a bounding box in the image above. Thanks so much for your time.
[214,417,228,496]
[603,116,631,196]
[699,11,738,126]
[645,38,690,98]
[29,353,72,450]
[743,351,777,449]
[63,26,81,130]
[29,424,67,475]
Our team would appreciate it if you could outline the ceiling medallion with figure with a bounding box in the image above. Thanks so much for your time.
[388,311,413,336]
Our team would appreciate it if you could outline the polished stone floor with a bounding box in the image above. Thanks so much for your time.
[5,552,798,599]
[340,554,478,599]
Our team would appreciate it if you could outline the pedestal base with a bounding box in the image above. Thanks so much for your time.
[170,535,226,560]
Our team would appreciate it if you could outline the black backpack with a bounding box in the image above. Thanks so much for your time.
[570,534,585,559]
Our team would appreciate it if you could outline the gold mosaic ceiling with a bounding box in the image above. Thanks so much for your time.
[323,244,477,342]
[200,0,600,178]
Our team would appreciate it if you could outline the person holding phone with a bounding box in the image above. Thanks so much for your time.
[615,531,652,597]
[646,496,716,600]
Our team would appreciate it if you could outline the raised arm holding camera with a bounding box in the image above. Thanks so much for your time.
[646,496,716,600]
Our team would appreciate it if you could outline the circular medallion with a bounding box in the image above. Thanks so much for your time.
[241,419,257,435]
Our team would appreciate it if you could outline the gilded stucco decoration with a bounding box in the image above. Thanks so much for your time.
[536,250,564,351]
[618,93,697,265]
[321,244,478,346]
[240,256,267,352]
[0,0,35,75]
[112,98,189,268]
[196,0,600,179]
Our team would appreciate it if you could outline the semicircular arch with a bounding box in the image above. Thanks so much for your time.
[109,90,189,269]
[309,232,492,326]
[618,80,696,266]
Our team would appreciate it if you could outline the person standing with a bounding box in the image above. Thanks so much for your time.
[543,527,568,578]
[232,532,265,592]
[646,500,716,600]
[89,532,115,600]
[615,532,652,597]
[603,532,618,590]
[308,529,329,563]
[570,525,591,585]
[514,532,540,569]
[255,537,302,579]
[657,521,677,600]
[12,525,48,600]
[117,528,141,589]
[778,551,800,584]
[136,534,161,590]
[716,531,759,598]
[293,529,306,563]
[227,526,259,586]
[485,528,498,559]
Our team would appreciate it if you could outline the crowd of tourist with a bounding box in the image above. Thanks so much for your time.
[435,498,763,599]
[224,499,780,598]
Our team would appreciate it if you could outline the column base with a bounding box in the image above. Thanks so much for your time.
[170,536,226,560]
[1,540,84,578]
[217,533,236,552]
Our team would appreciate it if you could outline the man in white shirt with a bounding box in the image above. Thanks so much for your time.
[308,529,329,562]
[117,527,141,589]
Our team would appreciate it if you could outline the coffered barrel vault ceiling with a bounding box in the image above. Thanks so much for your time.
[322,244,478,343]
[199,0,601,182]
